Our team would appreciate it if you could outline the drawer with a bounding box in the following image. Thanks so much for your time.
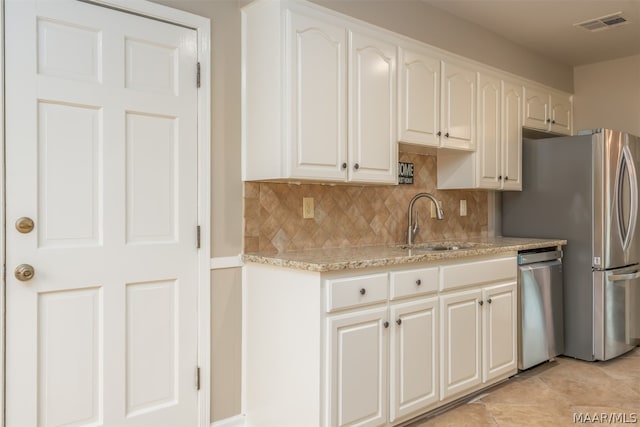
[326,273,388,312]
[390,267,438,300]
[441,256,517,291]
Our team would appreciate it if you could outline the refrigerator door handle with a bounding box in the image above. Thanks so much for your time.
[608,270,640,282]
[615,145,638,251]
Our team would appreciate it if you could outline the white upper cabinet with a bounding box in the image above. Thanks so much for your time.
[524,84,572,135]
[242,0,573,186]
[348,30,398,184]
[501,81,523,190]
[397,45,440,147]
[550,91,572,135]
[441,60,477,151]
[477,73,502,189]
[289,12,347,181]
[437,73,522,191]
[242,1,397,184]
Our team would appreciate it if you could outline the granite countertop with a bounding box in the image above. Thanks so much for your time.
[243,236,567,272]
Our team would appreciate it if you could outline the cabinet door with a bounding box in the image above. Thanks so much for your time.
[482,282,518,383]
[440,288,482,400]
[441,61,476,150]
[398,47,440,147]
[477,73,502,189]
[349,31,397,184]
[328,306,388,427]
[389,297,438,422]
[523,86,549,131]
[289,12,348,180]
[501,81,523,190]
[550,92,572,135]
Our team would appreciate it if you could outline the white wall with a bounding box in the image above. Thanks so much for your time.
[573,54,640,136]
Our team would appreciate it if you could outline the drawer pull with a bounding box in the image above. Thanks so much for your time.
[487,298,492,304]
[384,321,389,328]
[359,288,366,295]
[396,319,402,325]
[416,279,422,286]
[479,300,484,306]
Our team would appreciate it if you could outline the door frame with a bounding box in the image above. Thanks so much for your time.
[0,1,212,426]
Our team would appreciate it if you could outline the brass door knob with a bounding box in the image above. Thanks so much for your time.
[15,264,35,281]
[15,217,34,234]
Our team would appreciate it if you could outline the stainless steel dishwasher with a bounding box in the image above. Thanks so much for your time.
[518,248,564,370]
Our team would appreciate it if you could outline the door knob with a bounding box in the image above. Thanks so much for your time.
[15,264,35,281]
[15,217,34,234]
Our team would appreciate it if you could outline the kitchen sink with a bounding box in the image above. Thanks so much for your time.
[396,242,475,251]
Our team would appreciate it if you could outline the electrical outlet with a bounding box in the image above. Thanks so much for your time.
[303,197,314,219]
[460,199,467,216]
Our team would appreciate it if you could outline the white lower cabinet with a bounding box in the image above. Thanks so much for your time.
[244,255,517,427]
[440,281,517,400]
[482,282,518,382]
[389,297,439,422]
[328,307,389,427]
[440,288,483,399]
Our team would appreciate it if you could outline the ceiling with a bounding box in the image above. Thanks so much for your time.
[421,0,640,66]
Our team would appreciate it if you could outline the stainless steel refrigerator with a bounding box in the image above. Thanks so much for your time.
[502,128,640,361]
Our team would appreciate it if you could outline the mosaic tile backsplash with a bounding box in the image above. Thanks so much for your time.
[244,152,488,253]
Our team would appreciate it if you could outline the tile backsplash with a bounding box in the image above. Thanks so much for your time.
[244,151,488,253]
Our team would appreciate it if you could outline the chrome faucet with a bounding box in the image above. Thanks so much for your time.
[407,192,444,245]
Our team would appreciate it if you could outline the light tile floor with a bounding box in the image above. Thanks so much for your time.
[410,347,640,426]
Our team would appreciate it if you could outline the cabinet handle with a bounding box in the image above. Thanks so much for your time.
[437,131,442,137]
[341,162,347,170]
[396,319,402,326]
[445,132,449,138]
[504,176,509,181]
[354,163,360,171]
[498,175,502,180]
[384,321,389,328]
[487,298,492,304]
[546,118,551,123]
[360,288,366,295]
[479,300,484,306]
[416,279,421,286]
[552,120,556,124]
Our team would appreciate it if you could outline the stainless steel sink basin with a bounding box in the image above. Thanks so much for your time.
[396,242,475,251]
[417,244,472,251]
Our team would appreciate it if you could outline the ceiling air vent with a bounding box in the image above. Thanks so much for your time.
[575,12,628,32]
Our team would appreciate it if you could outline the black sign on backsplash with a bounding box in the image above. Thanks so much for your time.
[398,162,414,184]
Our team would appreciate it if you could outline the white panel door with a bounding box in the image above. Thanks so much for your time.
[288,11,347,181]
[5,1,200,426]
[349,30,397,184]
[389,297,438,423]
[328,306,388,427]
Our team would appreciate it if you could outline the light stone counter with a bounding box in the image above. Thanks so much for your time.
[243,236,567,272]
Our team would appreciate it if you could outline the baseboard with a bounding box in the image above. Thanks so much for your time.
[211,414,245,427]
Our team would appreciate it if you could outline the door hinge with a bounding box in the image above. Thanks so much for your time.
[196,62,201,88]
[196,225,201,249]
[196,366,201,391]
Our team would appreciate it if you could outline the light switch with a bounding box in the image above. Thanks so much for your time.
[460,200,467,216]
